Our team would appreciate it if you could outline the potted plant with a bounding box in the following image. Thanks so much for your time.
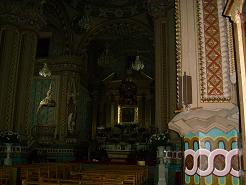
[148,130,170,150]
[136,149,147,166]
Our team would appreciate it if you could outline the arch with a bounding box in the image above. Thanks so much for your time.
[76,18,153,56]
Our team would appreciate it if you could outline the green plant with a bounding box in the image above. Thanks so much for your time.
[148,130,169,147]
[0,131,20,144]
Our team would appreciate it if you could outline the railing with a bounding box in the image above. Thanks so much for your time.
[31,124,56,145]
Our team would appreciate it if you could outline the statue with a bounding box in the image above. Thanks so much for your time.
[37,83,56,113]
[67,95,77,134]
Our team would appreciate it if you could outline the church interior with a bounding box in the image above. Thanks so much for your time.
[0,0,246,184]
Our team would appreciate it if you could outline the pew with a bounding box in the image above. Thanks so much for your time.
[11,162,147,185]
[0,167,10,185]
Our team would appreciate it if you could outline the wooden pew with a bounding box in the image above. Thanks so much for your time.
[0,167,10,185]
[71,164,148,185]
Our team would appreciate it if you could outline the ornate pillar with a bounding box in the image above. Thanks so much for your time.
[36,56,87,142]
[145,95,152,128]
[91,93,98,139]
[0,27,22,131]
[169,106,240,185]
[137,96,143,126]
[14,31,38,133]
[148,1,175,131]
[0,3,44,132]
[224,0,246,179]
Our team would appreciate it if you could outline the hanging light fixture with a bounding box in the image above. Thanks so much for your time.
[78,5,92,31]
[132,55,144,71]
[78,15,91,31]
[39,63,51,77]
[97,47,116,66]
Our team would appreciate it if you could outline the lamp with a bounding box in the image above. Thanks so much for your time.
[132,55,144,71]
[39,63,51,77]
[97,47,115,66]
[78,15,91,31]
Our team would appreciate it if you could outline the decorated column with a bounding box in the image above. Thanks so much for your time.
[148,0,176,131]
[171,0,242,184]
[169,107,240,185]
[224,0,246,178]
[0,2,44,132]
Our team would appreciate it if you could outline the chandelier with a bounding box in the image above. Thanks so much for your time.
[78,15,91,31]
[97,47,116,66]
[132,56,144,71]
[39,63,51,77]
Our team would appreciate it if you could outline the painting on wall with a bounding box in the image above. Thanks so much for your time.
[117,106,138,124]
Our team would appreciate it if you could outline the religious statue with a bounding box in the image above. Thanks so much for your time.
[67,95,77,134]
[37,83,56,113]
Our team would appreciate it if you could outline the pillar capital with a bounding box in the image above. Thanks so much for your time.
[36,55,86,75]
[169,106,239,136]
[147,0,169,18]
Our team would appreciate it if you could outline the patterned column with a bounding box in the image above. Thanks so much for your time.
[0,27,22,130]
[91,94,98,139]
[148,0,176,131]
[37,56,86,142]
[169,106,241,185]
[14,31,37,133]
[0,2,44,132]
[196,0,234,102]
[148,1,168,131]
[224,1,246,177]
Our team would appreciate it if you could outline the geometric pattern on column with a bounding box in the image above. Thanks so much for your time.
[196,0,233,102]
[168,106,240,185]
[184,128,240,185]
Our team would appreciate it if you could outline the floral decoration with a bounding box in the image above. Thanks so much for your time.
[148,130,170,147]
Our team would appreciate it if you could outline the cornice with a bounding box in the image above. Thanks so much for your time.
[35,56,86,74]
[168,106,239,136]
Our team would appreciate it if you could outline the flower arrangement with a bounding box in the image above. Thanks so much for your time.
[148,130,169,147]
[0,131,20,144]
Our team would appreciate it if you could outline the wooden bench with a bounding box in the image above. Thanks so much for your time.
[0,167,10,185]
[71,164,147,185]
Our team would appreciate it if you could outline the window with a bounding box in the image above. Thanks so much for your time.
[36,37,50,58]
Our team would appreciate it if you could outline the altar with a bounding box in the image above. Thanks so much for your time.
[104,144,131,160]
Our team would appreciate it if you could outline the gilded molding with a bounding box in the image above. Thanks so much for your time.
[227,20,236,84]
[175,0,182,106]
[224,0,243,23]
[169,106,239,136]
